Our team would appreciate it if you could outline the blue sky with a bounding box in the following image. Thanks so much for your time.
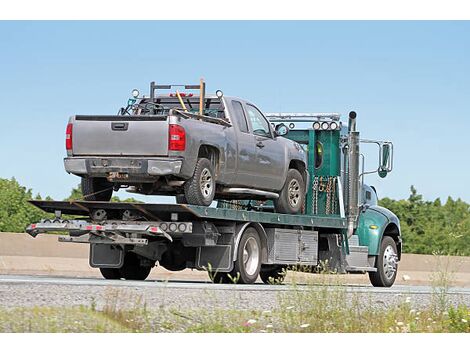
[0,21,469,202]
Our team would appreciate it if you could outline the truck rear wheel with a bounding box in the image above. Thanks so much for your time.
[368,236,398,287]
[231,227,262,284]
[119,252,152,281]
[274,169,305,214]
[184,158,215,206]
[81,177,113,201]
[99,267,121,280]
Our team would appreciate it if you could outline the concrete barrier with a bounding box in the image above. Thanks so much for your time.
[1,232,469,286]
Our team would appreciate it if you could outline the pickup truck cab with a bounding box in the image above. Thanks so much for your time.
[64,84,308,214]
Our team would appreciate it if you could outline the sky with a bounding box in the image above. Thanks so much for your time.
[0,21,469,202]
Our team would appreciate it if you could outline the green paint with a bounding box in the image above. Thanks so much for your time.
[355,208,388,255]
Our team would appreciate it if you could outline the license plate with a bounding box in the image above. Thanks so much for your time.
[108,172,129,180]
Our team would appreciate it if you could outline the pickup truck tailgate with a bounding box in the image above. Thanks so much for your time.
[72,115,169,156]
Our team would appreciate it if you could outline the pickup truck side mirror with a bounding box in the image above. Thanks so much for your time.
[274,123,289,136]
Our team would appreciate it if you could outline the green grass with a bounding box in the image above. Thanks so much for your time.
[1,282,469,333]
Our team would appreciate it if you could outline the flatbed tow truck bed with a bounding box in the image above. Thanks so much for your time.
[28,200,347,229]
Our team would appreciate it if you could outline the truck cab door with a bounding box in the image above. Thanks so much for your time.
[244,103,286,191]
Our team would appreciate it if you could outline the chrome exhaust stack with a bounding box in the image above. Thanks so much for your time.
[346,111,360,238]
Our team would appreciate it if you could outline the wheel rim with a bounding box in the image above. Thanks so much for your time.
[199,168,213,199]
[383,244,398,280]
[287,179,301,208]
[242,237,260,276]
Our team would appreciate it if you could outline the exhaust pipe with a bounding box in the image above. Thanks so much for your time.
[346,111,360,238]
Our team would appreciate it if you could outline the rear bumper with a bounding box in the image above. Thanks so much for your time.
[64,157,183,179]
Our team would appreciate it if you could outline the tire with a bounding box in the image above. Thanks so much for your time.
[274,169,305,214]
[228,227,262,284]
[99,267,121,280]
[368,236,398,287]
[175,195,187,204]
[81,177,113,201]
[184,158,215,206]
[119,252,152,281]
[260,265,287,284]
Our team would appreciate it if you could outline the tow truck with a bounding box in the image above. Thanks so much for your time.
[27,107,401,287]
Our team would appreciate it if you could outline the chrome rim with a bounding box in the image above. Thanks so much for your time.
[242,237,260,276]
[199,168,213,199]
[383,245,398,280]
[287,179,301,208]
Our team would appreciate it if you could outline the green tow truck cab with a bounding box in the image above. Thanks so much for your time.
[27,109,401,287]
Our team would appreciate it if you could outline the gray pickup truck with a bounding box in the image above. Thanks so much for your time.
[64,82,308,213]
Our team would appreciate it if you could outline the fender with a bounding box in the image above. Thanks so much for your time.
[355,206,401,257]
[233,222,269,263]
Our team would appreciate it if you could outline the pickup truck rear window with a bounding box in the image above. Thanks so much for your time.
[231,101,249,133]
[135,97,223,118]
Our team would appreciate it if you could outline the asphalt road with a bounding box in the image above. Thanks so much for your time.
[1,274,469,311]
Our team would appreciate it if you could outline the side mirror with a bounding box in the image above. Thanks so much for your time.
[378,143,392,178]
[274,123,289,136]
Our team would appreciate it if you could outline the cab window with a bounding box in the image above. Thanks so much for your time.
[231,101,249,133]
[245,104,271,137]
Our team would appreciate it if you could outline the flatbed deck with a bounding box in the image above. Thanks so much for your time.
[29,200,347,229]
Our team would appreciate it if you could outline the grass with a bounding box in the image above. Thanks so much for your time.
[1,275,469,333]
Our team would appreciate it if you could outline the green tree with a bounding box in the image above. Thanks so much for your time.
[0,178,48,233]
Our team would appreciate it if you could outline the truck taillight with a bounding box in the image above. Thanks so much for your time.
[65,123,73,151]
[169,124,186,151]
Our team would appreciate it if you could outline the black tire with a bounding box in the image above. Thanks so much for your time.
[260,265,287,284]
[119,252,152,281]
[368,236,398,287]
[99,267,121,280]
[175,195,187,204]
[228,227,262,284]
[184,158,215,206]
[81,177,113,201]
[274,169,305,214]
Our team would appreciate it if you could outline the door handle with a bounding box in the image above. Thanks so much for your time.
[256,141,265,148]
[111,122,129,131]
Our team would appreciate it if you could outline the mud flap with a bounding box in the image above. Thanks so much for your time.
[89,244,124,268]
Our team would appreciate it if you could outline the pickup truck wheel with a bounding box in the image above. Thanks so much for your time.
[99,268,121,280]
[368,236,398,287]
[81,177,113,201]
[119,252,152,281]
[184,158,215,206]
[274,169,305,214]
[229,227,261,284]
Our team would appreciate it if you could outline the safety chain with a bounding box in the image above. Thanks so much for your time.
[312,176,338,215]
[312,177,319,214]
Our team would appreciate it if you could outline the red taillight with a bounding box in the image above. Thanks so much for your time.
[65,123,73,151]
[169,124,186,151]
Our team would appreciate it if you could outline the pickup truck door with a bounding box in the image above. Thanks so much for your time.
[230,100,258,186]
[244,103,286,191]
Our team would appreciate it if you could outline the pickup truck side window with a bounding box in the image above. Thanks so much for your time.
[231,101,249,133]
[246,104,272,138]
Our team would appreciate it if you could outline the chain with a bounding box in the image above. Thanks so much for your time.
[331,177,337,214]
[312,176,319,214]
[79,186,114,201]
[325,177,332,214]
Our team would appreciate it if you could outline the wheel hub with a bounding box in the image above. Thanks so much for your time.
[243,237,260,276]
[383,245,398,280]
[199,168,213,199]
[287,179,301,207]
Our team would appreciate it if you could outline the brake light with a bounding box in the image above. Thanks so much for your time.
[65,123,73,151]
[169,124,186,151]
